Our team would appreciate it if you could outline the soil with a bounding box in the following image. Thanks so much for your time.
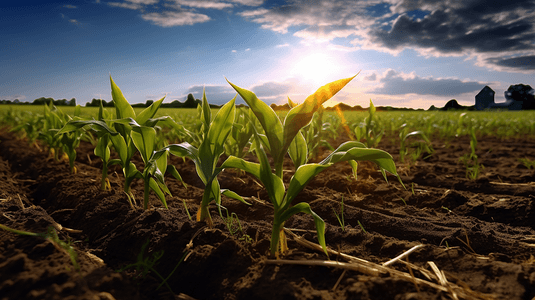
[0,129,534,300]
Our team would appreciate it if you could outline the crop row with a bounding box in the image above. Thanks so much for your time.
[1,75,535,258]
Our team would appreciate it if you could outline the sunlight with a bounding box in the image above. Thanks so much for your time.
[289,51,343,88]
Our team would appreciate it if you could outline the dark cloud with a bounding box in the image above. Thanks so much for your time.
[486,55,535,70]
[369,7,535,54]
[238,0,535,72]
[369,69,484,96]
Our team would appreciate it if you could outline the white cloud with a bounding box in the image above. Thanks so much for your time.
[173,0,233,9]
[63,4,77,9]
[1,95,26,101]
[126,0,158,4]
[107,2,144,10]
[227,0,264,6]
[276,43,289,48]
[142,11,211,26]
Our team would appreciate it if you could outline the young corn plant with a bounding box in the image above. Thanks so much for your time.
[58,76,184,208]
[221,75,402,257]
[459,127,483,180]
[165,91,249,226]
[224,106,255,159]
[399,125,434,164]
[353,100,384,148]
[300,105,336,162]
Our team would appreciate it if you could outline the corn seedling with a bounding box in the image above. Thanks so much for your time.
[117,239,188,294]
[222,74,402,257]
[353,100,384,148]
[332,196,345,231]
[165,91,249,226]
[459,127,483,180]
[399,125,434,164]
[58,76,185,209]
[0,224,79,271]
[224,106,255,159]
[358,220,367,233]
[519,157,535,169]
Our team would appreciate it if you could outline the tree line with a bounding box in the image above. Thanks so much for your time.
[0,94,216,108]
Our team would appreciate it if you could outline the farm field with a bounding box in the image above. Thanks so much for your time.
[0,79,534,299]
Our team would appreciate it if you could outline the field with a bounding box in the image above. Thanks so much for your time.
[0,79,534,300]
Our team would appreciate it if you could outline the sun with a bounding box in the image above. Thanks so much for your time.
[289,51,344,87]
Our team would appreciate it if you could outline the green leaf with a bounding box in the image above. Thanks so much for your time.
[94,134,111,162]
[282,74,358,156]
[255,137,285,207]
[220,156,261,179]
[57,120,117,136]
[207,96,236,155]
[201,89,212,137]
[285,163,331,207]
[221,189,251,205]
[136,96,165,125]
[278,202,327,256]
[226,78,284,163]
[110,76,136,120]
[166,165,187,189]
[131,126,156,164]
[149,178,168,209]
[288,131,307,170]
[109,133,129,165]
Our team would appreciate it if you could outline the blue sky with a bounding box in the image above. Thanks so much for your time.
[1,0,534,108]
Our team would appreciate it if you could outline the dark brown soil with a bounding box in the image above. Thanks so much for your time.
[1,130,534,300]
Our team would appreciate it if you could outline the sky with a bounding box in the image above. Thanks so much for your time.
[1,0,534,109]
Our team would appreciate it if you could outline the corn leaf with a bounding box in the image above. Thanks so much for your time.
[277,202,327,256]
[255,137,285,207]
[110,76,136,120]
[288,131,307,170]
[149,178,168,209]
[207,96,236,154]
[282,74,358,154]
[136,96,165,125]
[227,78,284,161]
[131,126,156,164]
[221,189,251,205]
[220,156,261,179]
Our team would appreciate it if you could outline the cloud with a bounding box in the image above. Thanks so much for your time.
[236,0,535,73]
[173,0,233,10]
[276,43,289,48]
[63,4,77,9]
[126,0,158,4]
[368,69,485,96]
[185,85,241,105]
[107,2,144,10]
[227,0,264,6]
[0,95,26,101]
[484,55,535,71]
[250,80,295,98]
[142,11,211,26]
[238,0,373,36]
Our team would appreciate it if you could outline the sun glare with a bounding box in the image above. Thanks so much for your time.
[289,52,343,87]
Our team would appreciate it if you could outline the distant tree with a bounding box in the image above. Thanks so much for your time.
[86,98,114,107]
[505,84,535,110]
[184,93,200,108]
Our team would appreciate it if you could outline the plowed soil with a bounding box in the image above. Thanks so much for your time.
[1,129,534,300]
